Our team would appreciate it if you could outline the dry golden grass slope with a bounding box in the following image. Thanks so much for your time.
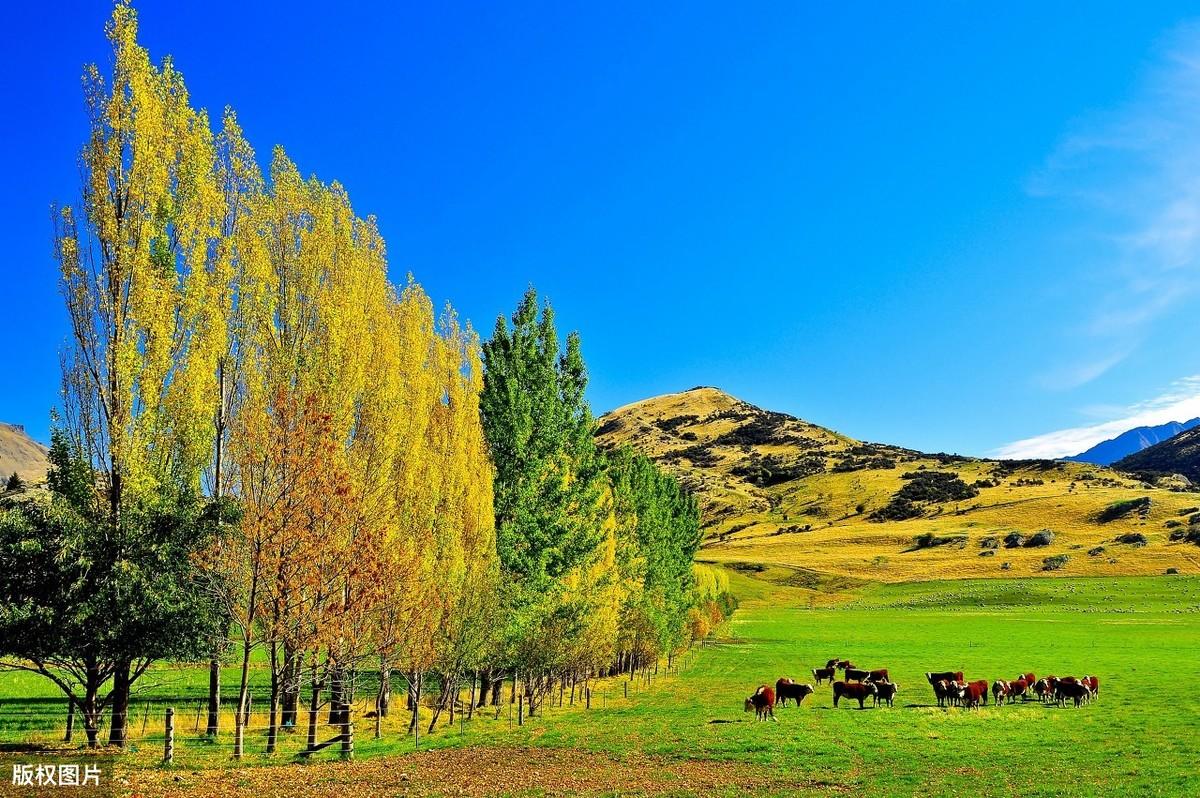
[596,387,1200,582]
[0,422,48,484]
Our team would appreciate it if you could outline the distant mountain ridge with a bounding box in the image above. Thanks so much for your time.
[1114,424,1200,484]
[1066,418,1200,466]
[0,422,49,484]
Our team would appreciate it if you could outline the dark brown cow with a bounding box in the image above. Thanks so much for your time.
[832,680,877,708]
[969,679,989,706]
[825,658,841,669]
[812,667,836,685]
[1055,681,1088,707]
[926,671,963,685]
[867,669,890,683]
[1033,677,1056,703]
[1006,678,1029,703]
[744,685,777,720]
[776,679,815,707]
[958,680,986,709]
[873,682,899,707]
[933,679,955,707]
[844,667,870,682]
[837,660,857,672]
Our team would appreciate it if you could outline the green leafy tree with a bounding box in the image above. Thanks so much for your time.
[0,431,230,746]
[480,287,605,711]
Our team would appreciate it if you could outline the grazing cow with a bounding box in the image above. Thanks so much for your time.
[1006,678,1029,703]
[776,679,815,707]
[968,680,989,706]
[1016,672,1036,687]
[867,669,890,683]
[992,679,1010,705]
[1055,681,1089,708]
[1081,675,1099,698]
[837,660,857,672]
[832,680,877,708]
[825,658,841,669]
[812,667,836,685]
[958,681,987,709]
[844,667,870,682]
[1033,677,1055,703]
[926,671,964,686]
[744,685,777,721]
[873,682,899,707]
[933,679,955,708]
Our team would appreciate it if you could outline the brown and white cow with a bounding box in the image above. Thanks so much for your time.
[926,671,964,686]
[958,680,987,709]
[832,680,878,708]
[1081,675,1099,699]
[837,660,857,672]
[867,669,890,683]
[745,685,777,720]
[992,679,1010,705]
[873,682,899,707]
[1016,672,1036,687]
[812,667,836,685]
[1033,676,1056,703]
[776,679,815,707]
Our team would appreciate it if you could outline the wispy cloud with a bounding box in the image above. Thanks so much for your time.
[994,375,1200,459]
[1029,22,1200,386]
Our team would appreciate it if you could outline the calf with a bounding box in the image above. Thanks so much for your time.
[992,679,1010,705]
[933,679,956,708]
[873,682,899,707]
[958,680,986,709]
[776,679,815,707]
[832,680,877,708]
[867,669,890,683]
[812,667,836,685]
[844,667,870,682]
[744,685,777,721]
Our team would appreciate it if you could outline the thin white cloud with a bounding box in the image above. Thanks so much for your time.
[1029,22,1200,386]
[994,375,1200,459]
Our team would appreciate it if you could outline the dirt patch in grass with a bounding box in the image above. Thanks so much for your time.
[118,746,848,797]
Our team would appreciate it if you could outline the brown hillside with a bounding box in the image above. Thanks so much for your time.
[0,422,50,484]
[595,387,1200,581]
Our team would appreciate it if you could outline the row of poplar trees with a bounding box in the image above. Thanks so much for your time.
[0,3,715,752]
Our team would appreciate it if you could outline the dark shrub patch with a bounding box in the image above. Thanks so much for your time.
[912,532,968,549]
[1088,546,1105,556]
[653,414,700,434]
[1165,519,1184,529]
[1170,527,1200,545]
[1097,497,1151,523]
[1003,532,1025,548]
[730,453,824,487]
[979,536,999,550]
[1025,530,1055,547]
[871,471,977,522]
[1116,532,1148,546]
[1001,562,1012,570]
[979,550,995,557]
[870,499,922,522]
[1042,554,1070,571]
[1166,567,1180,574]
[595,416,623,437]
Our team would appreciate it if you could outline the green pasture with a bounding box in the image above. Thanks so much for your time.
[2,572,1198,796]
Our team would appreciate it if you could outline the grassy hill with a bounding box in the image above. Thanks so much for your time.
[0,422,48,485]
[595,387,1200,581]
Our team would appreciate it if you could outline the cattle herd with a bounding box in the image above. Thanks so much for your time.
[744,659,1100,721]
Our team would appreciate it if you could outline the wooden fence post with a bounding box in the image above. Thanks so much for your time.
[164,707,175,766]
[517,694,523,726]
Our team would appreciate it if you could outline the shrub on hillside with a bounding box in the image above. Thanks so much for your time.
[1115,532,1147,547]
[979,536,999,550]
[1169,527,1200,545]
[870,471,977,522]
[1025,530,1055,547]
[979,550,995,557]
[912,532,967,549]
[1042,554,1070,571]
[1166,567,1180,575]
[1003,532,1025,548]
[1097,496,1151,523]
[1088,546,1105,556]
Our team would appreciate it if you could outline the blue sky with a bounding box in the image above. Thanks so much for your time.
[3,2,1200,457]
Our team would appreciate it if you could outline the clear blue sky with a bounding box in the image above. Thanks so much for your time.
[4,2,1200,457]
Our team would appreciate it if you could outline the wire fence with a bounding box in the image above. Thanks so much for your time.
[0,650,700,765]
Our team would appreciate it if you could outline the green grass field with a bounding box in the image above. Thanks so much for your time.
[3,571,1198,796]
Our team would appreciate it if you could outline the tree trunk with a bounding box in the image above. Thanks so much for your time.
[377,659,391,718]
[281,644,300,728]
[107,659,131,747]
[206,658,221,736]
[266,642,280,754]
